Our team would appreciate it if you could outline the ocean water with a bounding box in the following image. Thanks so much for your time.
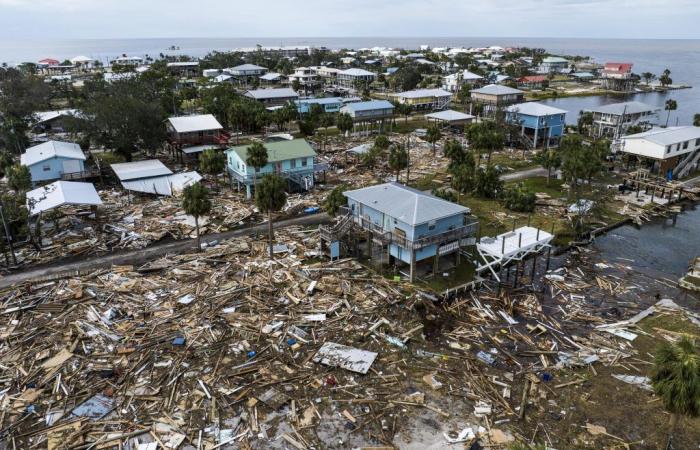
[1,37,698,124]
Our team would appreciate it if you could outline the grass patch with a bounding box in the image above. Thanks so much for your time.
[514,176,566,198]
[422,259,476,292]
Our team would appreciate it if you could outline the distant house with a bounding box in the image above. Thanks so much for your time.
[619,126,700,180]
[296,97,344,114]
[336,68,376,89]
[260,72,284,84]
[425,110,475,128]
[166,61,200,77]
[225,64,267,77]
[288,67,318,88]
[244,88,299,107]
[442,70,484,93]
[166,114,227,147]
[538,56,569,74]
[517,75,548,89]
[470,84,525,113]
[584,101,660,139]
[340,100,395,129]
[113,56,143,66]
[506,102,567,148]
[601,62,634,91]
[32,109,80,133]
[343,182,478,282]
[21,140,87,183]
[226,139,317,198]
[391,88,453,111]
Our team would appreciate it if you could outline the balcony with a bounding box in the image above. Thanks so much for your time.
[61,168,102,181]
[353,215,479,250]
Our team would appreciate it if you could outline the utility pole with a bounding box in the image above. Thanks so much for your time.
[405,134,411,185]
[0,203,17,265]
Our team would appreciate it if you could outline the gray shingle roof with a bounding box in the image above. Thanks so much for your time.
[585,101,660,116]
[344,182,470,226]
[471,84,524,96]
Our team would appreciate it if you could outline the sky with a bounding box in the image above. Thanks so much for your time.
[0,0,699,40]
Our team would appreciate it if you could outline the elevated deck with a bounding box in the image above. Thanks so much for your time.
[477,226,553,282]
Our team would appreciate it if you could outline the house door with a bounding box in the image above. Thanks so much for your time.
[275,162,282,174]
[62,159,81,175]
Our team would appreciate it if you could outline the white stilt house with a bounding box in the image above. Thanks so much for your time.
[476,226,554,282]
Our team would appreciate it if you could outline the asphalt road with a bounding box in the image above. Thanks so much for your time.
[0,213,330,289]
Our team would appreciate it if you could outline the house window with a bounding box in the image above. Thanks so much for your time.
[683,141,689,149]
[666,146,671,154]
[695,138,700,147]
[291,159,297,169]
[42,164,51,172]
[428,220,436,231]
[302,158,308,167]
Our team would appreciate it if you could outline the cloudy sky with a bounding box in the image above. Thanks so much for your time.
[0,0,698,40]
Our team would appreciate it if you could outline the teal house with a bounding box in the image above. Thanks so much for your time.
[226,139,317,198]
[295,97,344,114]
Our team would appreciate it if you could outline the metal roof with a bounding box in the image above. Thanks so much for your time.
[542,57,569,64]
[21,141,86,166]
[167,114,223,133]
[470,84,524,96]
[338,68,376,77]
[296,97,343,106]
[341,100,394,113]
[33,109,80,124]
[425,109,475,122]
[121,171,202,196]
[245,88,299,100]
[111,160,173,181]
[260,72,282,81]
[227,139,316,163]
[623,126,700,146]
[26,181,102,216]
[228,64,266,72]
[167,61,199,67]
[344,182,470,226]
[506,102,567,117]
[395,88,452,99]
[445,70,483,81]
[584,101,660,116]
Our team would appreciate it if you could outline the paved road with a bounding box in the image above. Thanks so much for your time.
[0,213,330,289]
[500,166,548,182]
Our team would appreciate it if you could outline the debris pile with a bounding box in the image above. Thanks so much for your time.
[0,226,662,449]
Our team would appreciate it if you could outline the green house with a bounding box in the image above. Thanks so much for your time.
[226,139,317,198]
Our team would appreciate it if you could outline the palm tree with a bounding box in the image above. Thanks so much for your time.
[388,145,408,182]
[246,141,268,196]
[641,72,656,86]
[665,99,678,127]
[255,174,288,259]
[199,148,226,187]
[336,112,353,137]
[182,183,212,252]
[651,337,700,446]
[426,124,442,156]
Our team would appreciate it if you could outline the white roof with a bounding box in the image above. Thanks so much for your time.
[471,84,524,96]
[585,101,660,116]
[111,159,172,181]
[167,114,223,133]
[344,182,469,226]
[623,126,700,146]
[506,102,567,116]
[260,72,282,81]
[245,88,298,100]
[396,88,452,99]
[21,141,86,166]
[228,63,266,72]
[26,181,102,216]
[214,74,232,82]
[339,68,375,77]
[70,55,93,63]
[445,70,483,81]
[121,171,202,196]
[167,61,199,67]
[34,109,80,124]
[425,110,475,122]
